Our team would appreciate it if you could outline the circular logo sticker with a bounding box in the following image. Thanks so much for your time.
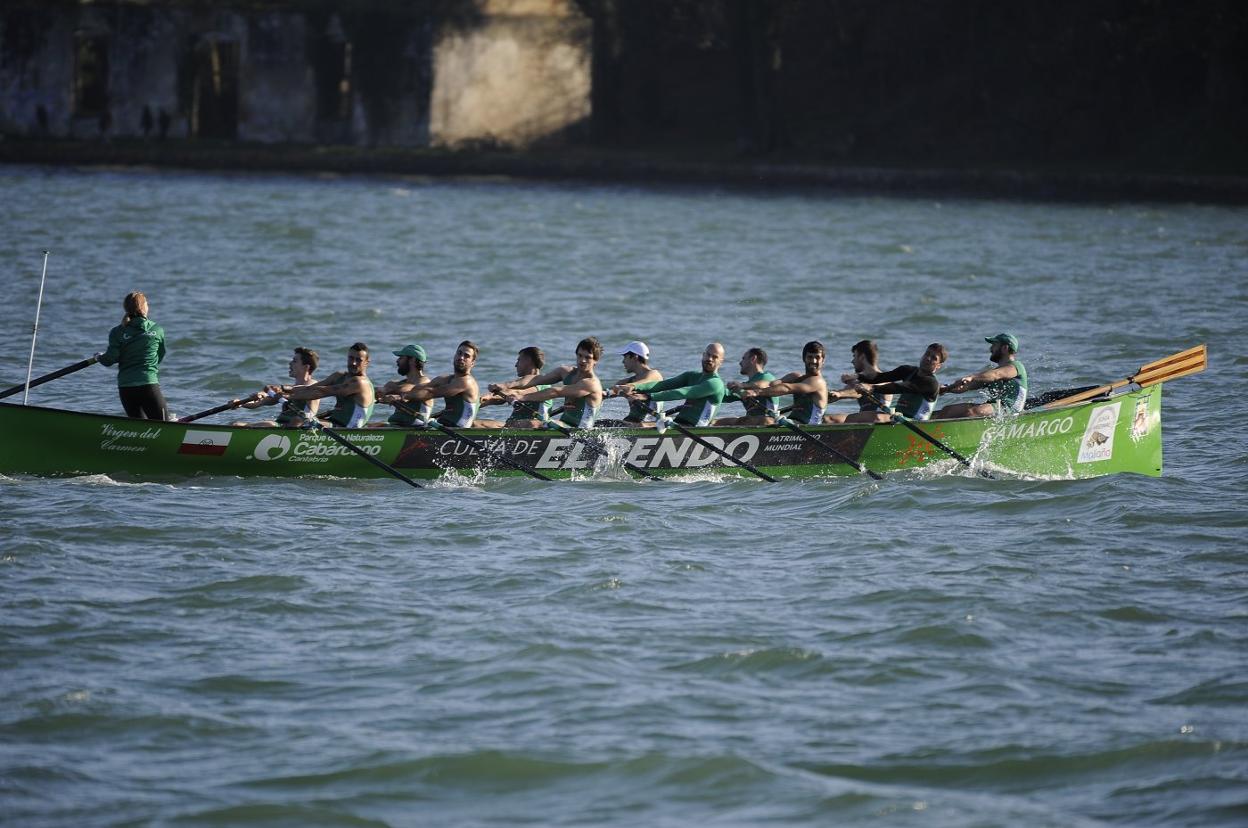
[253,434,292,461]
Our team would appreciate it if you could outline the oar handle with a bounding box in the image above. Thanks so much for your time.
[0,354,99,400]
[663,417,777,482]
[176,393,263,424]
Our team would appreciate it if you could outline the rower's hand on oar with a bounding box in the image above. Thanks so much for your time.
[238,390,268,409]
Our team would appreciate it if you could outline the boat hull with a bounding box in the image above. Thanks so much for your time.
[0,386,1163,481]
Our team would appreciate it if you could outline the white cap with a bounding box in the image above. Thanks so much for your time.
[617,340,650,359]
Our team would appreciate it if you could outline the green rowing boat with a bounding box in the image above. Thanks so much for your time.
[0,384,1163,481]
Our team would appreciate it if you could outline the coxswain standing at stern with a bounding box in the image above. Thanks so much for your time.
[98,291,168,420]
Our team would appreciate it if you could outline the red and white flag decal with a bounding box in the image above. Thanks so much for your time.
[178,429,232,456]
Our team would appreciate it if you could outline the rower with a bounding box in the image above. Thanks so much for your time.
[617,342,727,427]
[495,337,605,429]
[934,333,1027,419]
[738,341,828,425]
[280,342,375,428]
[371,343,432,428]
[598,340,664,427]
[475,346,552,429]
[385,340,481,428]
[824,339,894,424]
[713,347,779,426]
[847,342,947,422]
[234,347,320,427]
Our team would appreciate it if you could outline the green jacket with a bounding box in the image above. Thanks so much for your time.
[100,317,166,387]
[634,370,727,426]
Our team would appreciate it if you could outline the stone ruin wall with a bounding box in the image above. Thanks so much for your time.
[0,0,590,149]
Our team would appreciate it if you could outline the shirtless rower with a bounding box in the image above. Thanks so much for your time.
[847,342,947,422]
[934,333,1028,419]
[738,341,829,426]
[713,347,779,426]
[384,340,481,428]
[370,343,433,428]
[495,337,605,429]
[824,339,894,424]
[279,342,375,428]
[597,340,664,427]
[617,342,727,427]
[234,346,320,428]
[475,346,552,429]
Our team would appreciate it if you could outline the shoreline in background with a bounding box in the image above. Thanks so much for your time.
[3,137,1248,204]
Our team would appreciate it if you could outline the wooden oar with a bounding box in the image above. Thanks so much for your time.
[0,354,99,400]
[1040,344,1207,410]
[778,420,884,481]
[545,419,662,481]
[176,393,262,424]
[305,418,423,489]
[859,389,992,479]
[661,417,777,482]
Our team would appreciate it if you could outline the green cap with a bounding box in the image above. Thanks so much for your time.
[984,333,1019,353]
[393,344,427,360]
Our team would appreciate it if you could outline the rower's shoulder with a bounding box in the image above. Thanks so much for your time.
[635,367,663,383]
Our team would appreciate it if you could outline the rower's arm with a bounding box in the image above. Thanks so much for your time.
[409,374,475,402]
[860,374,939,402]
[98,328,123,367]
[723,374,774,402]
[644,375,724,402]
[288,374,355,401]
[944,364,1018,393]
[752,376,822,397]
[632,371,696,395]
[504,366,571,391]
[510,380,597,402]
[240,392,278,410]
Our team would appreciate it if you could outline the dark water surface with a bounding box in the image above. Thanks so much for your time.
[1,166,1246,826]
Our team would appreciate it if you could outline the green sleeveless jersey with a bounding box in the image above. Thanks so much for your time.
[723,371,778,418]
[558,372,600,428]
[513,385,552,421]
[325,375,375,428]
[984,360,1028,413]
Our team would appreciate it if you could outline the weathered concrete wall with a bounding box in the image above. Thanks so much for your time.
[430,0,590,148]
[0,1,590,149]
[240,12,316,143]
